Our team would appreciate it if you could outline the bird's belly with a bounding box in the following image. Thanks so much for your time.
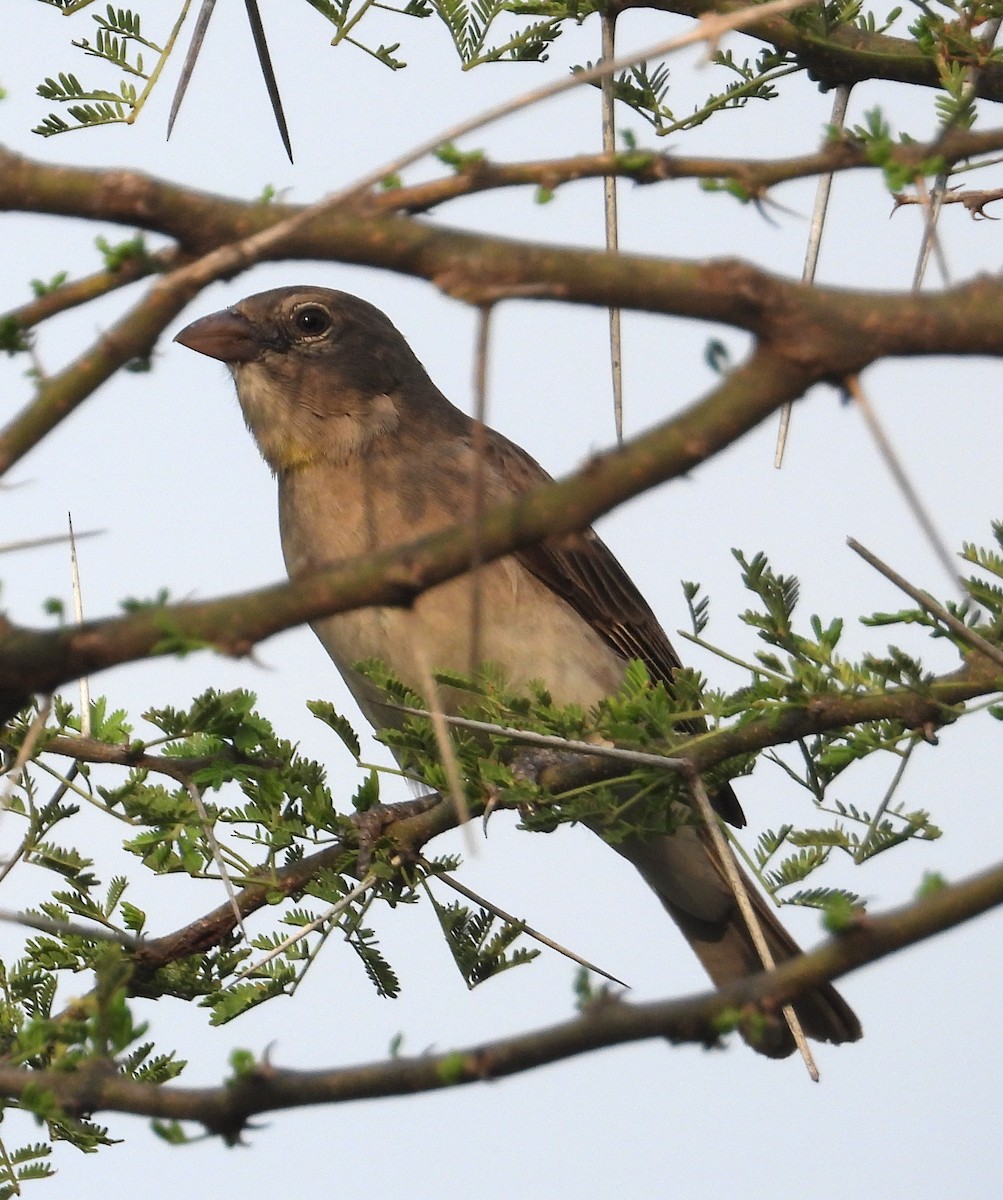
[311,557,625,724]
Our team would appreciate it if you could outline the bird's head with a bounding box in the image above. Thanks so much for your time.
[175,286,453,473]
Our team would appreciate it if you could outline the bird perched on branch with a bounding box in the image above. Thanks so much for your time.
[175,285,862,1057]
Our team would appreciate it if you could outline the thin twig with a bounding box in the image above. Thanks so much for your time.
[184,778,247,939]
[468,304,493,676]
[0,529,103,556]
[847,537,1003,670]
[0,907,138,948]
[685,768,818,1080]
[422,859,628,987]
[676,628,788,684]
[856,737,916,863]
[600,12,625,444]
[774,84,851,468]
[0,699,53,887]
[913,17,1003,289]
[911,175,952,288]
[407,637,476,850]
[33,757,132,817]
[845,375,962,591]
[68,514,90,738]
[370,131,1003,217]
[229,872,378,984]
[1,248,180,333]
[384,703,688,771]
[892,186,1003,217]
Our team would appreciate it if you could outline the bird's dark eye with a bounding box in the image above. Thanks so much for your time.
[291,304,333,338]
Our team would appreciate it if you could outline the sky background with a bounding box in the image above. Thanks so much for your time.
[2,3,1002,1197]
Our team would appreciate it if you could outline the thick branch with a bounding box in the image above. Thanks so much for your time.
[7,141,1003,339]
[2,207,1003,481]
[6,137,1003,474]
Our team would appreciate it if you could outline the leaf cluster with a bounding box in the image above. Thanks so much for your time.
[578,47,801,141]
[358,533,1003,906]
[33,4,163,136]
[0,681,556,1159]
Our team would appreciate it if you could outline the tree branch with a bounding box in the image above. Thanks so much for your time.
[41,733,254,784]
[3,853,1001,1136]
[374,129,1003,214]
[3,246,181,334]
[0,271,205,474]
[624,0,1003,100]
[7,122,1003,246]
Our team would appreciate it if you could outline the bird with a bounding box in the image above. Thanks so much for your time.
[174,285,862,1057]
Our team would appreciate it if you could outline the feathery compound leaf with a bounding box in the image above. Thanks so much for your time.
[28,843,97,887]
[308,699,362,759]
[735,549,800,643]
[347,928,401,998]
[963,577,1003,612]
[765,847,830,891]
[428,896,538,988]
[682,580,711,636]
[0,1140,54,1194]
[33,4,170,136]
[786,826,852,849]
[205,978,291,1025]
[784,886,865,911]
[754,825,793,867]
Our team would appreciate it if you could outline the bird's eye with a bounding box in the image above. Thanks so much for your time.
[291,304,333,338]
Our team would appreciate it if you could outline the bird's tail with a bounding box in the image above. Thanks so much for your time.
[612,827,862,1058]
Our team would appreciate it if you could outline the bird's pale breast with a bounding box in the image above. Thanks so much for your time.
[276,453,626,725]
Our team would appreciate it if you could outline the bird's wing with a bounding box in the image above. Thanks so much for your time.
[483,430,745,829]
[484,433,684,686]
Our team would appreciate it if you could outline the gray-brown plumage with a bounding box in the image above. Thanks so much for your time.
[175,285,862,1057]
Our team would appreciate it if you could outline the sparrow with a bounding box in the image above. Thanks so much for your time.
[175,285,862,1057]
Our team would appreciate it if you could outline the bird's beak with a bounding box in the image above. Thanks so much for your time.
[174,308,263,363]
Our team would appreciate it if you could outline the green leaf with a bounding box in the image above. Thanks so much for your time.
[308,699,361,758]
